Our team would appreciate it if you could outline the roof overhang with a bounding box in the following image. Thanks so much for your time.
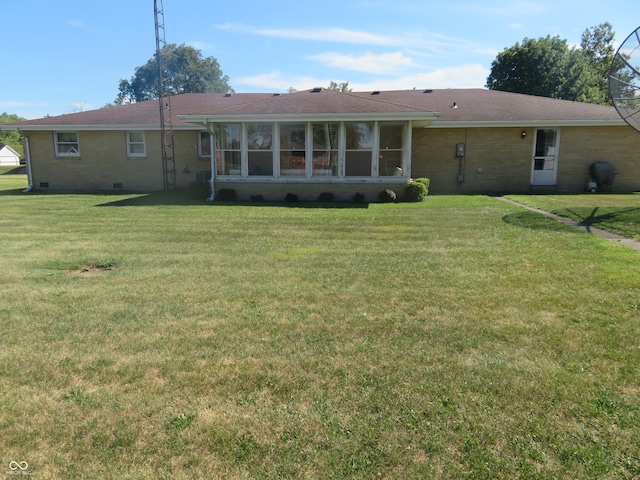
[428,119,628,128]
[179,112,441,127]
[1,124,204,132]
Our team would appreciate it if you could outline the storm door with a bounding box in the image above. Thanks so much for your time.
[531,128,559,186]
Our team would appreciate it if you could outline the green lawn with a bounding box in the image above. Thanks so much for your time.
[1,175,639,479]
[508,193,640,240]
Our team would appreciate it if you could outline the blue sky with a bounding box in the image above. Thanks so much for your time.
[3,0,639,119]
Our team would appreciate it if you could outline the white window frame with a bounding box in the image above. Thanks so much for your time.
[198,131,211,158]
[126,131,146,157]
[54,131,80,157]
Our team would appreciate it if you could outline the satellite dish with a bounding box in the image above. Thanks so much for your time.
[609,26,640,133]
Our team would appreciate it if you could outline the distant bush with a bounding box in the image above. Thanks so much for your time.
[405,180,428,202]
[216,188,237,201]
[250,194,264,202]
[318,192,335,202]
[189,181,209,200]
[378,189,397,203]
[285,193,299,203]
[353,192,366,203]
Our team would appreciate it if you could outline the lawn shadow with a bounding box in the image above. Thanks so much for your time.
[96,191,370,208]
[0,166,26,175]
[566,206,640,227]
[502,211,579,233]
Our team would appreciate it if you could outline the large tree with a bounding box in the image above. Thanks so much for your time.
[0,112,25,157]
[486,23,615,105]
[116,43,232,104]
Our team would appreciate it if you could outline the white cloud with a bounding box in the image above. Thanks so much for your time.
[309,52,417,75]
[68,20,87,29]
[236,63,490,92]
[216,23,394,46]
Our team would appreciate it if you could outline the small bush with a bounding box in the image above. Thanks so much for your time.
[189,181,210,200]
[250,194,264,202]
[353,192,366,203]
[405,180,428,202]
[413,177,430,190]
[318,192,335,202]
[285,193,299,203]
[216,188,237,201]
[378,189,397,203]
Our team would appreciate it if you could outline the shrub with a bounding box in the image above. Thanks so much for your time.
[318,192,335,202]
[250,194,264,202]
[353,192,366,203]
[405,180,428,202]
[413,177,430,192]
[284,193,299,203]
[378,189,397,203]
[189,181,210,200]
[216,188,237,201]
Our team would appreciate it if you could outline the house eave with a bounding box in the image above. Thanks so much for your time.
[179,112,441,125]
[428,119,627,129]
[2,124,204,132]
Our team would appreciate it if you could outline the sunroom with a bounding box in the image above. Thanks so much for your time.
[193,120,423,180]
[180,89,439,193]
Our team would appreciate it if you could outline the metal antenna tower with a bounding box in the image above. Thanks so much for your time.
[154,0,176,190]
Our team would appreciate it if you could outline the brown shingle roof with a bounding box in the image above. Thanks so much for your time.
[4,88,622,129]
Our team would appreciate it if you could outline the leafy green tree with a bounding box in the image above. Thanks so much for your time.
[328,81,352,92]
[0,112,25,157]
[486,24,615,105]
[486,35,572,98]
[116,43,232,103]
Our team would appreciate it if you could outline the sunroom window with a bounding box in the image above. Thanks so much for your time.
[279,123,306,177]
[55,132,80,157]
[312,123,339,177]
[345,122,373,176]
[247,123,273,176]
[378,123,405,176]
[213,124,241,175]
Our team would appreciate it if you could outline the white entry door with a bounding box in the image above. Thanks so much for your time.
[531,128,559,186]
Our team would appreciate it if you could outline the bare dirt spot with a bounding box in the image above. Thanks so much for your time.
[71,263,117,277]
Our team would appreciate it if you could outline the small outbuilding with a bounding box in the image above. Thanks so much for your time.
[0,144,20,166]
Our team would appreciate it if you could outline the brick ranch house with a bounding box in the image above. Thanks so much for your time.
[3,88,640,199]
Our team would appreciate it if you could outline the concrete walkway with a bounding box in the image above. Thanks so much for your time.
[495,196,640,253]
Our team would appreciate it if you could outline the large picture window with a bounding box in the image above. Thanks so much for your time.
[312,123,339,177]
[279,123,306,177]
[247,123,273,176]
[213,124,241,175]
[55,132,80,157]
[345,122,373,177]
[378,123,405,176]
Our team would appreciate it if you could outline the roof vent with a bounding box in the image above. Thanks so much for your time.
[311,87,323,93]
[273,93,281,96]
[423,89,433,94]
[371,91,380,95]
[224,92,233,97]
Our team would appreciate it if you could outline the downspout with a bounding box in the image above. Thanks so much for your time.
[206,123,216,201]
[23,135,34,193]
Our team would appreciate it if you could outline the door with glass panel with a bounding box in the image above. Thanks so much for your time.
[531,129,559,186]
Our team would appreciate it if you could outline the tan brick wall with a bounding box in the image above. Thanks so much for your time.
[412,126,640,194]
[25,125,640,194]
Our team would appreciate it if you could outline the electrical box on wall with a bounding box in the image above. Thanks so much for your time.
[456,143,465,157]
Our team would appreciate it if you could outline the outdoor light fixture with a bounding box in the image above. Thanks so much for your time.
[521,130,526,139]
